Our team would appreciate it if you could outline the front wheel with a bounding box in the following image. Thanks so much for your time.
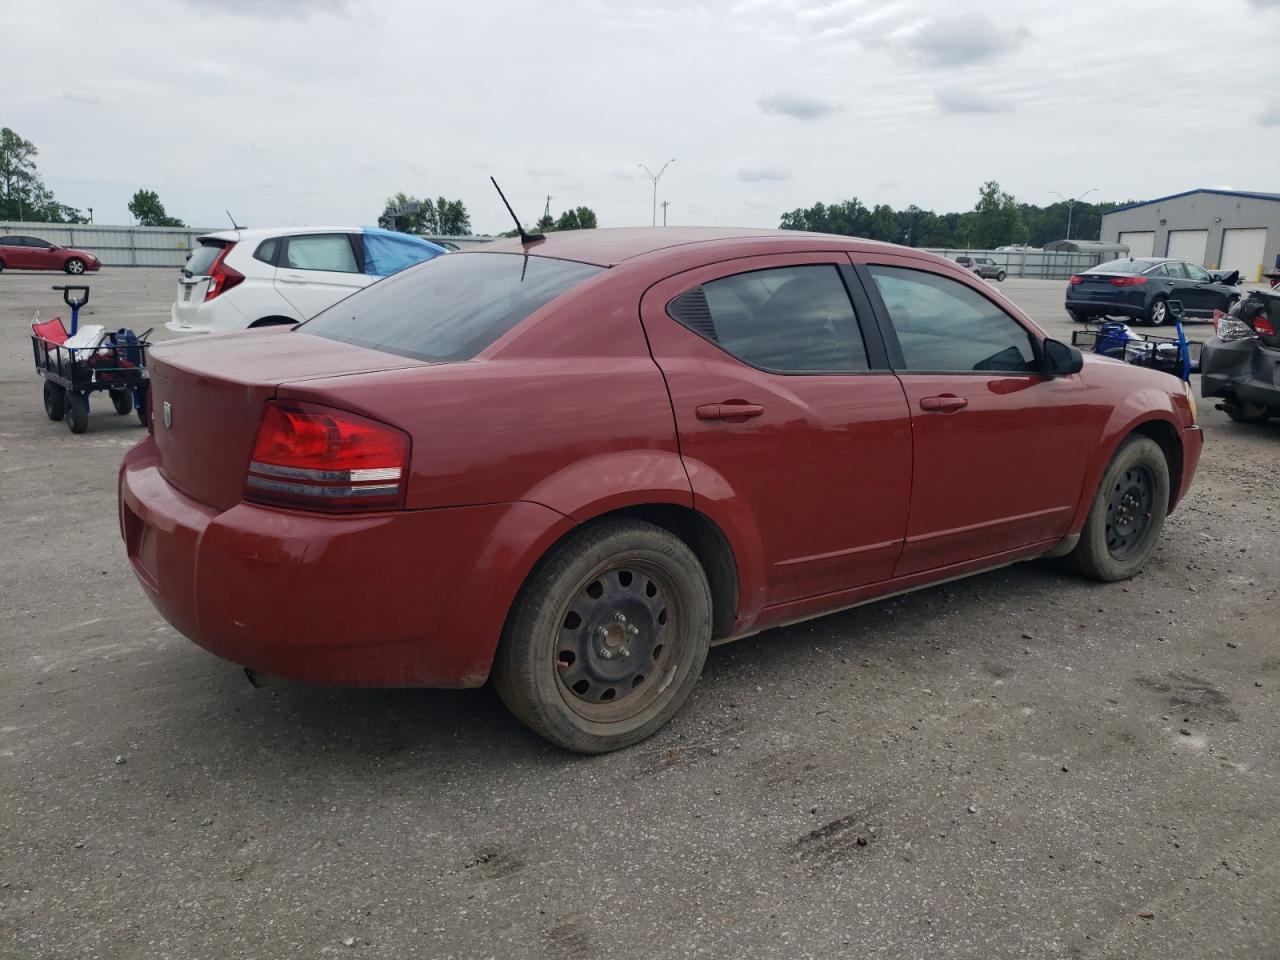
[65,392,89,434]
[43,380,66,421]
[1147,297,1169,326]
[996,271,1006,282]
[65,258,86,275]
[1065,436,1169,582]
[493,519,713,753]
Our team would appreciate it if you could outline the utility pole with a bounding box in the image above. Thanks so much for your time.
[638,159,675,227]
[661,200,669,226]
[1051,187,1098,241]
[543,195,553,227]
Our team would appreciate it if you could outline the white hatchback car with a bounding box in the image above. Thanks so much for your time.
[167,226,446,334]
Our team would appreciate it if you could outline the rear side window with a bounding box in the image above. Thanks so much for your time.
[867,266,1036,373]
[301,253,604,362]
[254,237,279,265]
[184,241,227,276]
[284,234,359,273]
[667,265,868,373]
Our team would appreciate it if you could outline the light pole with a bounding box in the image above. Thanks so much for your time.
[1051,187,1098,241]
[639,159,675,226]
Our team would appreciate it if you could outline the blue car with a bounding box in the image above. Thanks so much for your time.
[1066,257,1240,327]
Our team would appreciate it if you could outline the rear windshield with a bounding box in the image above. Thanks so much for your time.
[185,240,228,276]
[1086,258,1151,275]
[300,252,604,362]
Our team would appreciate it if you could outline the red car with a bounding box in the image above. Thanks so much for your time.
[119,228,1202,752]
[0,234,100,274]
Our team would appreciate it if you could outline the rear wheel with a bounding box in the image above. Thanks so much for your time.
[1066,436,1169,582]
[43,380,66,421]
[1067,309,1089,323]
[65,392,89,434]
[1224,400,1270,424]
[65,258,86,275]
[111,390,133,415]
[493,519,712,754]
[1147,297,1169,326]
[0,259,6,273]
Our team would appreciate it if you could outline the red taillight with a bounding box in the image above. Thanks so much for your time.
[245,401,410,512]
[204,244,244,301]
[1256,315,1277,337]
[1109,276,1147,287]
[1069,275,1084,285]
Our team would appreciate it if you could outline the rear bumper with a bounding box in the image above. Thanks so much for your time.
[1200,337,1280,407]
[167,296,250,335]
[1065,297,1144,319]
[119,440,569,687]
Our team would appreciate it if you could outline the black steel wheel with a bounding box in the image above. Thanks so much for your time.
[65,392,89,434]
[111,390,133,416]
[1066,435,1169,582]
[494,519,712,753]
[43,380,66,421]
[1105,464,1156,561]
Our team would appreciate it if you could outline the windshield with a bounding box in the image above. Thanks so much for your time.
[301,252,605,362]
[1086,259,1151,275]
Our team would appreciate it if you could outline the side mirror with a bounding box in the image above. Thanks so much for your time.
[1043,338,1083,376]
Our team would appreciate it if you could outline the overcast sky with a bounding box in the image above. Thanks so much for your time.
[3,0,1278,234]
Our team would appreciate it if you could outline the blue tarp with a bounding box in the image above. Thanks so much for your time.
[361,228,447,277]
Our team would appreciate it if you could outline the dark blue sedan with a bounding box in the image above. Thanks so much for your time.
[1066,258,1240,326]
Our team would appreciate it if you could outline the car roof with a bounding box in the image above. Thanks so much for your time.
[196,226,360,242]
[472,227,901,268]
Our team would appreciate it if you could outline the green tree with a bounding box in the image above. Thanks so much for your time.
[0,127,83,222]
[554,206,598,231]
[378,194,472,235]
[970,181,1025,248]
[128,189,184,227]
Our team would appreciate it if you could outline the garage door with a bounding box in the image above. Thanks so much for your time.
[1118,231,1154,258]
[1166,229,1208,264]
[1219,228,1267,281]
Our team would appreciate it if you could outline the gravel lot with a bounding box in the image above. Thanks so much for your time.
[1,268,1277,960]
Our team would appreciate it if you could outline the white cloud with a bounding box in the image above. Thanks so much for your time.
[935,89,1014,115]
[906,13,1030,67]
[738,166,792,183]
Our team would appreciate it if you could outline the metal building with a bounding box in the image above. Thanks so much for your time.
[1098,188,1280,281]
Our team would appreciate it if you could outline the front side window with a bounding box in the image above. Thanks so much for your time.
[1158,261,1186,279]
[667,265,868,373]
[867,266,1037,373]
[284,234,359,273]
[1184,262,1211,282]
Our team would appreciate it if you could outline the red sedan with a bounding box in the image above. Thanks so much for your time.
[119,228,1202,752]
[0,234,100,274]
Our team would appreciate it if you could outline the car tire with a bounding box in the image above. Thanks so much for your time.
[65,392,89,434]
[493,518,713,754]
[111,390,133,416]
[65,258,86,275]
[996,271,1006,282]
[1065,435,1169,582]
[0,259,6,273]
[1147,297,1169,327]
[43,380,66,421]
[1224,400,1270,424]
[1067,309,1090,323]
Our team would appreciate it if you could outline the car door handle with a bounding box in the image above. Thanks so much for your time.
[919,395,968,412]
[696,401,764,421]
[280,272,306,282]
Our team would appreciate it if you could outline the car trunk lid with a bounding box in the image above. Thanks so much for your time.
[148,328,424,510]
